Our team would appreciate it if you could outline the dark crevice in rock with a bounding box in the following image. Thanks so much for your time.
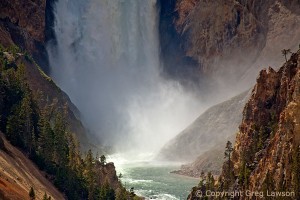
[45,0,57,45]
[157,0,200,87]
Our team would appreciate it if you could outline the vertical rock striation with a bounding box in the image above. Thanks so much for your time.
[187,49,300,200]
[229,49,300,197]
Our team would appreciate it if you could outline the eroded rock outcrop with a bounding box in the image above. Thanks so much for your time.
[229,50,300,198]
[159,0,300,89]
[0,0,56,72]
[188,49,300,199]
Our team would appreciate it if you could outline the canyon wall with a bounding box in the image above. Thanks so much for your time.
[229,49,300,198]
[188,49,300,199]
[159,0,300,92]
[0,0,56,73]
[158,90,250,162]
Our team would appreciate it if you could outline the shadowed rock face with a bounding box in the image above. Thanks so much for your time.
[157,90,250,162]
[159,0,300,90]
[0,0,100,152]
[158,0,201,85]
[0,0,57,73]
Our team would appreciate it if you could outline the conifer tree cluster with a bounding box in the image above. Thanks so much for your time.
[0,46,137,199]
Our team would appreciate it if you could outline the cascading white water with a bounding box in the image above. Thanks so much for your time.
[48,0,202,154]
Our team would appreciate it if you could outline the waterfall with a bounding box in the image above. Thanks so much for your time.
[47,0,202,154]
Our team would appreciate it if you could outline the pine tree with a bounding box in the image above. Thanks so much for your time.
[43,192,48,200]
[37,108,54,162]
[118,173,123,178]
[29,186,36,200]
[129,187,135,199]
[100,155,106,165]
[16,63,26,84]
[100,180,115,200]
[84,150,96,199]
[238,157,250,188]
[224,141,233,171]
[5,88,35,151]
[257,126,269,151]
[19,91,34,150]
[206,172,215,191]
[281,49,292,62]
[6,111,21,146]
[224,141,234,189]
[115,187,127,200]
[53,111,68,166]
[198,171,206,187]
[30,128,37,155]
[67,132,81,172]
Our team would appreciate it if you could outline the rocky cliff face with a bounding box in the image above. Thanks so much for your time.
[157,91,250,162]
[0,0,99,152]
[159,0,300,90]
[0,132,65,200]
[228,49,300,197]
[0,0,56,73]
[187,50,300,199]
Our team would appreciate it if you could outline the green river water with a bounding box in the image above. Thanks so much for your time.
[110,156,199,200]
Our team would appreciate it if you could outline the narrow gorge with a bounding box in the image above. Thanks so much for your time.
[0,0,300,199]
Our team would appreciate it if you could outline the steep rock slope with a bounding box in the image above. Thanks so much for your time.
[0,132,64,200]
[171,144,225,177]
[0,47,132,200]
[0,0,98,152]
[159,0,300,88]
[0,0,56,73]
[229,49,300,197]
[1,50,92,151]
[188,49,300,199]
[158,91,250,162]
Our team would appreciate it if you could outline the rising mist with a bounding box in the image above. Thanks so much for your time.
[47,0,204,154]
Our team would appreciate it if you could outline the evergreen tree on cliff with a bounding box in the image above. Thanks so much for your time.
[29,186,36,200]
[281,49,292,62]
[0,46,131,200]
[224,141,233,189]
